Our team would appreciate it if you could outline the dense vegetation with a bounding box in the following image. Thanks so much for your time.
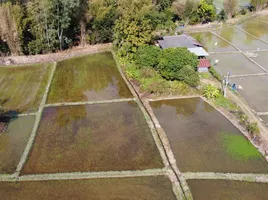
[1,0,267,56]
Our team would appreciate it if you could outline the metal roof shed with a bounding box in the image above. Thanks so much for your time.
[188,47,209,57]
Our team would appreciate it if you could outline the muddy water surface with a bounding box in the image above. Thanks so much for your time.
[150,97,268,173]
[218,26,268,51]
[189,32,237,52]
[188,179,268,200]
[0,176,177,200]
[22,101,163,174]
[47,52,132,103]
[0,116,35,174]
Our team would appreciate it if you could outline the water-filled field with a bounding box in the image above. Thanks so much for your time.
[230,75,268,112]
[209,53,264,76]
[0,176,177,200]
[22,101,163,174]
[251,51,268,70]
[0,116,35,174]
[150,97,268,173]
[238,19,268,43]
[189,32,237,52]
[188,179,268,200]
[47,52,132,103]
[218,26,268,51]
[0,64,52,113]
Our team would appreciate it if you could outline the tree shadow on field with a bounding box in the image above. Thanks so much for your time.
[0,99,20,135]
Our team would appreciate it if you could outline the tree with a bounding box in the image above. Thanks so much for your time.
[223,0,238,18]
[113,0,155,58]
[0,105,3,117]
[155,0,173,11]
[197,0,216,23]
[0,2,23,55]
[88,0,118,44]
[53,0,80,50]
[177,65,200,87]
[157,47,198,80]
[135,45,161,68]
[250,0,268,11]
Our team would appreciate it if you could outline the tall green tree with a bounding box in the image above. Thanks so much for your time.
[197,0,216,23]
[113,0,155,58]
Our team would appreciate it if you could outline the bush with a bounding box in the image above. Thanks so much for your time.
[239,113,248,125]
[135,45,162,68]
[177,65,200,87]
[157,47,198,80]
[217,9,227,22]
[203,84,220,100]
[247,122,260,137]
[210,66,222,81]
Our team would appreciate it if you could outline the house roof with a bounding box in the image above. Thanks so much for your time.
[198,59,211,68]
[188,47,209,57]
[158,34,203,49]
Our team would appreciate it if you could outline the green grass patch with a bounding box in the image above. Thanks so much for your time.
[215,94,238,110]
[220,132,262,161]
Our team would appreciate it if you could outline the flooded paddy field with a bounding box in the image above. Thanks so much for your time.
[187,179,268,200]
[22,101,163,174]
[250,51,268,70]
[238,19,268,43]
[230,75,268,112]
[47,52,132,104]
[0,64,52,113]
[188,32,238,52]
[0,116,35,174]
[218,26,268,51]
[209,53,263,76]
[260,115,268,126]
[0,176,177,200]
[150,97,268,173]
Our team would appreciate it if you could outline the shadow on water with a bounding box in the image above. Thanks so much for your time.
[0,99,20,135]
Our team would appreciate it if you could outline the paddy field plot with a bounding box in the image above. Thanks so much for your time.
[218,26,268,51]
[238,19,268,43]
[250,51,268,71]
[0,116,35,174]
[209,53,264,76]
[47,52,133,104]
[0,64,52,113]
[230,75,268,112]
[189,32,237,53]
[187,179,268,200]
[150,97,268,173]
[260,115,268,126]
[0,176,177,200]
[22,101,163,174]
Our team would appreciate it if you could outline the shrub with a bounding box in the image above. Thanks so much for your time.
[135,45,162,68]
[247,122,260,137]
[239,113,248,125]
[157,47,198,80]
[177,65,200,87]
[203,84,220,100]
[210,66,222,81]
[125,64,140,80]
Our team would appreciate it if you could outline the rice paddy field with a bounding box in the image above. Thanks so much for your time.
[0,116,35,174]
[187,179,268,200]
[209,53,264,75]
[189,32,238,53]
[150,97,268,173]
[0,176,177,200]
[251,51,268,70]
[0,64,52,113]
[1,49,268,199]
[47,52,132,103]
[22,101,163,174]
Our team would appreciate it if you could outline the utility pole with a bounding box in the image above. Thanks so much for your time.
[223,71,230,97]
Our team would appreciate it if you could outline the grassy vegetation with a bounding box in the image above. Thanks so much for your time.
[221,133,262,161]
[125,64,198,96]
[0,64,52,113]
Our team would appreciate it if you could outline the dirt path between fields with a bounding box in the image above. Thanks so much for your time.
[0,43,112,66]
